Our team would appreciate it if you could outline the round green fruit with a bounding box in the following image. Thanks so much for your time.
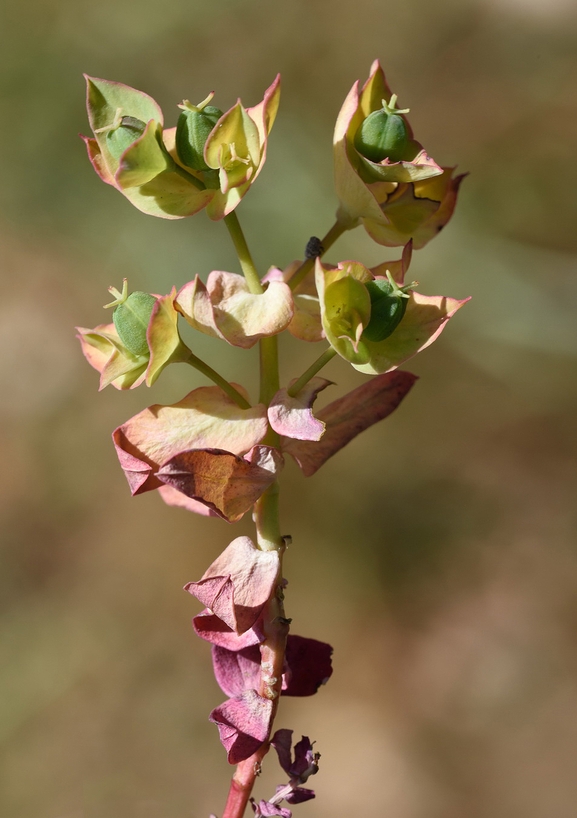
[362,278,409,342]
[113,291,157,356]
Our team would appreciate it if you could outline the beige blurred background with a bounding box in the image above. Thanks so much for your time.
[1,0,577,816]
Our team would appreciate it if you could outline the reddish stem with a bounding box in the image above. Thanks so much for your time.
[221,581,289,818]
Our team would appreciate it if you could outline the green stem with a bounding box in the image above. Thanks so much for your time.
[253,481,282,551]
[287,347,337,397]
[259,336,280,409]
[184,351,251,409]
[288,219,349,291]
[224,212,263,295]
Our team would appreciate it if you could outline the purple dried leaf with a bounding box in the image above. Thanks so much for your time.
[254,801,292,818]
[291,736,319,782]
[270,729,293,775]
[282,635,333,696]
[209,690,273,764]
[212,644,261,698]
[193,610,265,649]
[283,788,315,805]
[271,730,319,782]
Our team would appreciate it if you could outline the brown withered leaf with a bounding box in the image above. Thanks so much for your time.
[157,445,283,522]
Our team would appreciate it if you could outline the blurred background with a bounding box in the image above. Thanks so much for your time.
[1,0,577,816]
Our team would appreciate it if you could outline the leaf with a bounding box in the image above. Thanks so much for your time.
[282,370,418,476]
[353,293,470,375]
[156,445,283,522]
[145,288,188,386]
[209,690,273,764]
[268,378,332,441]
[115,120,171,188]
[112,387,268,495]
[184,536,280,633]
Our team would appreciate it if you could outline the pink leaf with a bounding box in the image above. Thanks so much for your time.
[112,386,268,496]
[212,644,261,698]
[185,537,280,633]
[193,610,265,649]
[283,635,333,697]
[209,690,273,764]
[282,370,417,476]
[157,485,219,517]
[268,378,333,441]
[211,634,333,698]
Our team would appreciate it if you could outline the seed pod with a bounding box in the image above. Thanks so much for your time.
[362,278,409,342]
[176,104,223,171]
[113,291,157,356]
[106,116,147,161]
[353,95,414,164]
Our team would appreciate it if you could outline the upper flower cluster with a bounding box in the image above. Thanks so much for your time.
[82,74,280,220]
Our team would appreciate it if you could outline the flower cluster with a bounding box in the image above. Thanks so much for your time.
[77,61,467,817]
[82,73,279,220]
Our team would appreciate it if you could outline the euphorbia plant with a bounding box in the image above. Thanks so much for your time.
[77,60,468,818]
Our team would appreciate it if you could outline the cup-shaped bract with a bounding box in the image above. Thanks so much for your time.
[76,288,189,390]
[76,323,149,390]
[315,258,469,375]
[82,76,213,219]
[364,167,467,249]
[333,60,464,249]
[202,75,281,220]
[176,270,293,348]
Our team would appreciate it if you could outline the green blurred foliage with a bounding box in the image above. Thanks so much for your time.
[1,0,577,816]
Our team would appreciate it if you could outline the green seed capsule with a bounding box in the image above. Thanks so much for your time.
[106,116,147,161]
[353,95,414,164]
[113,291,157,356]
[362,279,409,342]
[176,105,223,171]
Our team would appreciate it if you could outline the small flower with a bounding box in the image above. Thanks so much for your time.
[76,283,189,390]
[333,62,465,248]
[82,76,213,219]
[202,75,281,220]
[334,60,442,232]
[316,257,469,374]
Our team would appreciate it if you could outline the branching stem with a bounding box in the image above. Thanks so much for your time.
[224,212,264,295]
[184,352,251,409]
[287,347,337,397]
